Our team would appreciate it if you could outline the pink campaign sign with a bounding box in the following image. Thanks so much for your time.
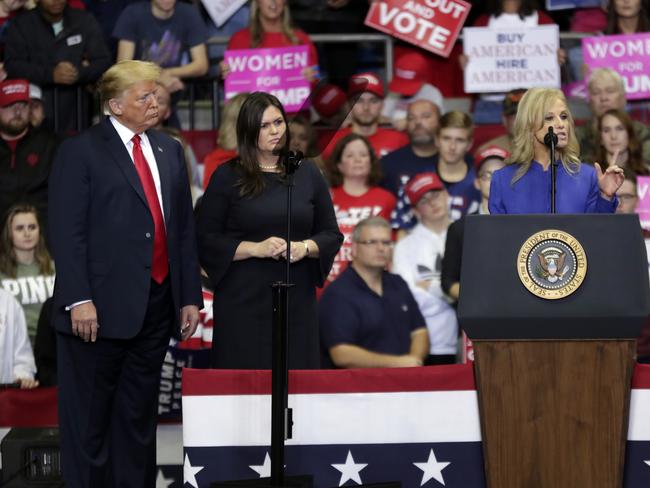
[636,176,650,231]
[582,33,650,100]
[224,45,311,112]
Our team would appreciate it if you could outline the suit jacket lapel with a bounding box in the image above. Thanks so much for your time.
[147,130,172,226]
[100,118,149,208]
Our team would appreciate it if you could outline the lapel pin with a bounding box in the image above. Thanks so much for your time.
[157,146,163,152]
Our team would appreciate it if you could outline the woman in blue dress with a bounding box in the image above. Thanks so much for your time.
[489,88,624,214]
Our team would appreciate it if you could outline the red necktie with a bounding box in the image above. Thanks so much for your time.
[132,134,169,284]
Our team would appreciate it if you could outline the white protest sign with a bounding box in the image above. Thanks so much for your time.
[201,0,247,28]
[463,25,560,93]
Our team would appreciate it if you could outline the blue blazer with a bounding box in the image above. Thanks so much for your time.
[488,161,618,215]
[48,118,203,339]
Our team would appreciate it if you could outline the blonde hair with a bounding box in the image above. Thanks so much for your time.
[98,60,161,113]
[506,88,580,184]
[250,0,298,47]
[218,93,249,150]
[588,67,625,95]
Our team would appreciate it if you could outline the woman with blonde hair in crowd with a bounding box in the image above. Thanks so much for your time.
[0,203,54,344]
[203,93,249,189]
[489,88,624,214]
[222,0,318,82]
[596,108,650,176]
[324,133,396,288]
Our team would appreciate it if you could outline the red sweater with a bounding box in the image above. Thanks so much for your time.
[203,147,237,189]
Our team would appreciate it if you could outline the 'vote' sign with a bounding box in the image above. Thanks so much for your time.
[365,0,471,58]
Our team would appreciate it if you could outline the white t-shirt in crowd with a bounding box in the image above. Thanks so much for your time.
[0,288,36,384]
[393,223,458,355]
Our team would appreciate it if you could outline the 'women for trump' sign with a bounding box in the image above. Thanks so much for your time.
[364,0,471,58]
[583,33,650,100]
[463,25,560,93]
[224,45,311,112]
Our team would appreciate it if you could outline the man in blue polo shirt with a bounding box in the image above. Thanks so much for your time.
[319,216,429,368]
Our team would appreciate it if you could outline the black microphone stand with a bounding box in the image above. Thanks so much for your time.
[545,127,558,214]
[219,151,312,488]
[270,150,302,485]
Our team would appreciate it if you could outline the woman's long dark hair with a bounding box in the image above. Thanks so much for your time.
[606,0,650,34]
[596,108,649,176]
[486,0,538,19]
[235,92,291,197]
[0,204,54,278]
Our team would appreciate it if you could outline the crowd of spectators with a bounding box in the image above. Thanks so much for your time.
[2,0,650,390]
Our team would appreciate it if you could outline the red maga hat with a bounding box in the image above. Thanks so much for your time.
[0,79,29,107]
[348,72,385,99]
[405,172,444,206]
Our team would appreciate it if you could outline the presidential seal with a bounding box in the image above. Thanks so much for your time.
[517,229,587,300]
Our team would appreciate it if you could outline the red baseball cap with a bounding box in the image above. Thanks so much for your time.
[388,50,433,97]
[312,84,347,118]
[0,79,29,107]
[474,145,510,169]
[405,172,444,205]
[348,72,385,99]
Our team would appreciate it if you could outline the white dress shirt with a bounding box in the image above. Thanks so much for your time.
[110,116,165,217]
[67,118,166,311]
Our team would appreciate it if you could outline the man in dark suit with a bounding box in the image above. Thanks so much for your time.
[48,60,203,487]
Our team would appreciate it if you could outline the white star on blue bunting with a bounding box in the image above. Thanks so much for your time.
[183,453,204,488]
[249,452,272,477]
[413,449,451,486]
[331,450,368,486]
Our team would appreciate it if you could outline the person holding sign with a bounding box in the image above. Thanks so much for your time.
[197,92,342,369]
[596,108,650,176]
[488,88,624,214]
[224,0,318,82]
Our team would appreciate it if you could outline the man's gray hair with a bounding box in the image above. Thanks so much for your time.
[351,216,391,242]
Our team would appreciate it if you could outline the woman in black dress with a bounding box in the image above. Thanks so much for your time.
[197,92,342,368]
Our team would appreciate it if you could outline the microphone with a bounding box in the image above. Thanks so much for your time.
[280,150,303,175]
[544,126,558,148]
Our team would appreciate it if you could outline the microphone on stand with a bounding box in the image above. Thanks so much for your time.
[544,127,558,214]
[281,150,304,175]
[544,126,558,148]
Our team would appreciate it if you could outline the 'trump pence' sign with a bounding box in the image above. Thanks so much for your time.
[365,0,471,58]
[224,45,310,112]
[583,33,650,101]
[463,25,560,93]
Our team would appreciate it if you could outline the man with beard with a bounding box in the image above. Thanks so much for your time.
[321,72,408,161]
[380,98,441,197]
[390,111,481,232]
[0,79,59,228]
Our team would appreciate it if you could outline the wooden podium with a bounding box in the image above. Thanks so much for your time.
[458,215,650,488]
